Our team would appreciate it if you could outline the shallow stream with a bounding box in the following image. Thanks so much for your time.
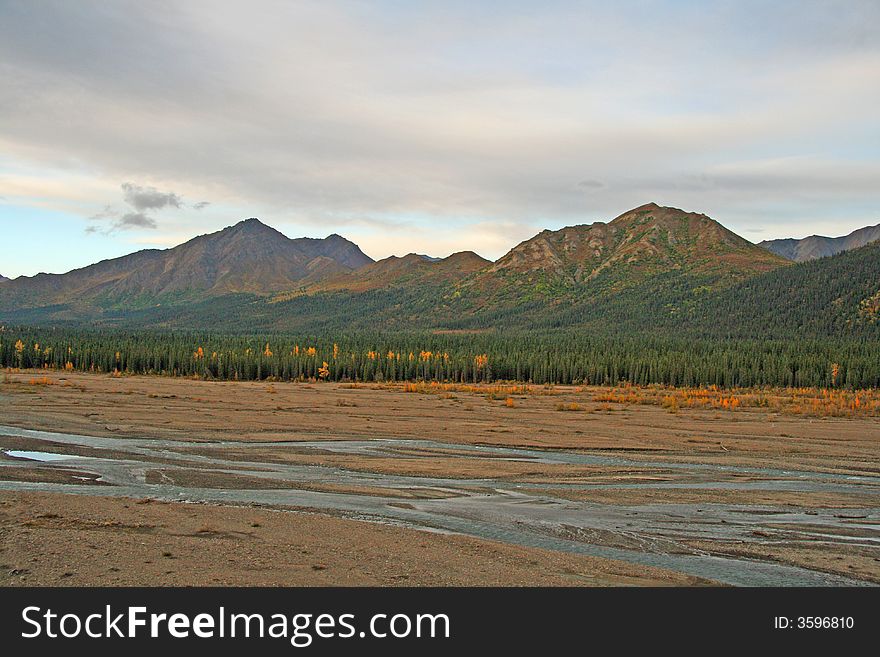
[1,425,877,586]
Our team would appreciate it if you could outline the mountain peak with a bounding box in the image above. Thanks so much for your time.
[228,216,276,233]
[611,203,706,224]
[235,217,268,228]
[0,217,373,305]
[208,217,289,244]
[438,251,491,271]
[488,204,786,284]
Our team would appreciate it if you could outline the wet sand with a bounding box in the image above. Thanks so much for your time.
[3,371,877,470]
[1,491,705,586]
[1,370,878,586]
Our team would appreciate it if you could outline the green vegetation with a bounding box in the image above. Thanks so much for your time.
[1,210,877,388]
[679,241,880,337]
[3,244,877,389]
[3,327,878,388]
[5,242,877,339]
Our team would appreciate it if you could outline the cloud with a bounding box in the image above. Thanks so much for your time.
[577,179,605,192]
[121,182,181,212]
[117,212,157,229]
[193,201,210,210]
[85,184,178,233]
[88,204,116,221]
[0,0,877,256]
[85,211,157,234]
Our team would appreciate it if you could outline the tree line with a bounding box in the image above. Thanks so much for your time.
[2,327,879,388]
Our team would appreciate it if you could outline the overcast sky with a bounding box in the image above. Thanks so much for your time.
[1,0,878,277]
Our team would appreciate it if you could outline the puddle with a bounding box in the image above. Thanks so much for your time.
[4,450,84,462]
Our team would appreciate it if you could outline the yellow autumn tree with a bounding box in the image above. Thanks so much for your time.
[14,339,25,368]
[317,361,330,379]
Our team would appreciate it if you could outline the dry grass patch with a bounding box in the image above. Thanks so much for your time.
[591,384,880,417]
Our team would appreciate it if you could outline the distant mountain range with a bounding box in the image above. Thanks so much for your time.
[759,223,880,261]
[0,218,371,310]
[1,204,878,338]
[0,274,8,283]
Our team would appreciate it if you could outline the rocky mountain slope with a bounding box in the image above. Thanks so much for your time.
[0,218,372,310]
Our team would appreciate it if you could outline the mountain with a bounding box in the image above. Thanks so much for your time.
[301,251,490,294]
[480,203,785,290]
[0,274,8,283]
[683,240,880,337]
[439,202,789,326]
[252,203,793,333]
[289,234,878,338]
[759,223,880,261]
[287,233,375,270]
[0,218,372,315]
[11,204,875,340]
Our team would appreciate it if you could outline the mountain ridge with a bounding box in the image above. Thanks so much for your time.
[759,223,880,261]
[0,218,372,310]
[4,204,874,339]
[300,250,491,295]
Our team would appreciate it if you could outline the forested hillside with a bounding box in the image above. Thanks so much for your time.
[4,243,877,387]
[680,240,880,338]
[5,204,876,339]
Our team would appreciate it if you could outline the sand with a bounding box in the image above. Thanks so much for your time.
[1,370,878,585]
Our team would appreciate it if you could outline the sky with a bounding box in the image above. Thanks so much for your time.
[1,0,878,277]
